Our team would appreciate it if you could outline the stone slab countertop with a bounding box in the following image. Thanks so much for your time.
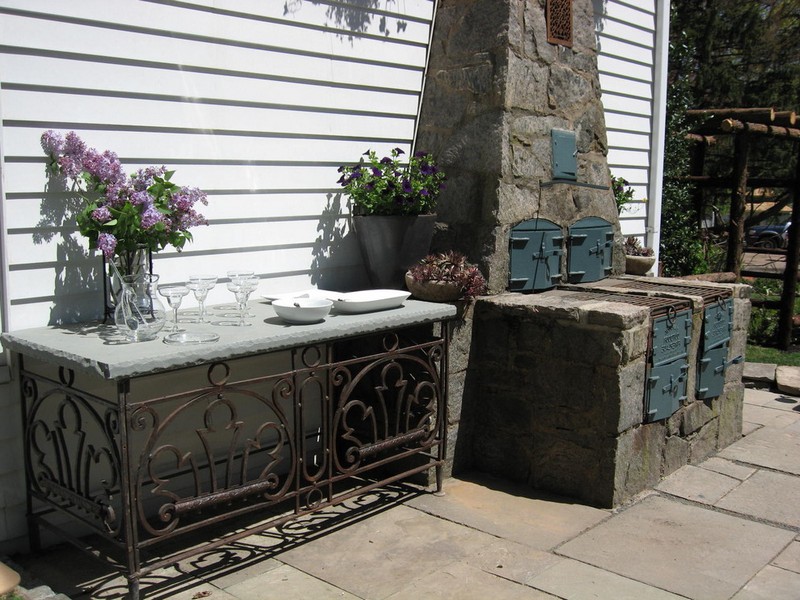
[1,299,456,380]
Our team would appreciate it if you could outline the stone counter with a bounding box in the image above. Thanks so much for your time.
[1,299,456,380]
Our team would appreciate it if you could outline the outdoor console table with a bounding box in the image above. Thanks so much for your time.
[1,299,455,599]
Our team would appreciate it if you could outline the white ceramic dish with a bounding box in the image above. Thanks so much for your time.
[272,297,333,324]
[262,288,330,302]
[330,289,410,314]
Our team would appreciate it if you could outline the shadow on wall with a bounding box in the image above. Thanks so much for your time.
[283,0,409,38]
[592,0,608,50]
[36,176,103,326]
[310,193,367,291]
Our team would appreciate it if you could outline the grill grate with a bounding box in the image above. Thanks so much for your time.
[614,280,732,304]
[562,291,692,316]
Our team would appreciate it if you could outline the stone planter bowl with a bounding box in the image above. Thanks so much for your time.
[625,255,656,275]
[405,272,462,302]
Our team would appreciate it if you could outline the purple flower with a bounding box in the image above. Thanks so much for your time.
[140,205,163,229]
[97,232,117,259]
[401,179,413,194]
[130,190,151,206]
[392,147,405,156]
[92,206,112,223]
[131,166,167,191]
[371,167,382,177]
[83,149,125,186]
[380,157,393,165]
[40,130,64,155]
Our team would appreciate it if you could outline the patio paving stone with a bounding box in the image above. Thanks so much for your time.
[406,474,609,551]
[556,495,795,600]
[730,564,800,600]
[699,456,757,480]
[527,558,687,599]
[714,469,800,528]
[771,540,800,573]
[221,563,359,600]
[718,426,800,475]
[277,504,502,600]
[655,464,741,504]
[384,561,558,600]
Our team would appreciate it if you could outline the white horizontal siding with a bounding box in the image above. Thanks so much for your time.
[0,0,435,329]
[596,0,658,247]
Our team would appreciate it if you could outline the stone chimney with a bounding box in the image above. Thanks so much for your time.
[417,0,622,292]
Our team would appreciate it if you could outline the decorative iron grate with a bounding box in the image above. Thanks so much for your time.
[562,291,692,317]
[614,279,732,304]
[547,0,573,47]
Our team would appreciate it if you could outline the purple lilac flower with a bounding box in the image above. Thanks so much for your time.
[92,206,112,223]
[130,190,151,206]
[140,205,163,229]
[97,232,117,259]
[131,166,167,192]
[82,148,125,186]
[40,130,64,155]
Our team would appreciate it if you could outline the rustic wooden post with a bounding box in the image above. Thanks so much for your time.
[726,133,749,276]
[776,148,800,350]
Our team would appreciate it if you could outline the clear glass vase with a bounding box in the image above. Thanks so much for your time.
[114,273,167,342]
[106,245,152,321]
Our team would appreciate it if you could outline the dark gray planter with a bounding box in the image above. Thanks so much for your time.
[353,214,437,289]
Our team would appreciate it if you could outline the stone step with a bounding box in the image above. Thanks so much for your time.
[743,362,800,396]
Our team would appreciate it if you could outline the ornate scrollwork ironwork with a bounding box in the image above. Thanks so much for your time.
[24,376,121,535]
[132,379,296,537]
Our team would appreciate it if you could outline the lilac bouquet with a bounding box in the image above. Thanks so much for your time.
[337,147,446,216]
[41,131,207,268]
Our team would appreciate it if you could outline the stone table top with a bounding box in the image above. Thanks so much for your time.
[1,299,456,380]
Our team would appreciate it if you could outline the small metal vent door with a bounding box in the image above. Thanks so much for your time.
[702,298,734,351]
[651,309,693,367]
[646,361,689,422]
[697,345,743,399]
[509,219,563,292]
[567,217,613,283]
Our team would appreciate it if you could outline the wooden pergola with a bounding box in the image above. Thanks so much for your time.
[685,107,800,350]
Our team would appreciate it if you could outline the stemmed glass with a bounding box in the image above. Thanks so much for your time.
[187,275,217,323]
[225,277,259,326]
[224,270,256,316]
[157,284,190,332]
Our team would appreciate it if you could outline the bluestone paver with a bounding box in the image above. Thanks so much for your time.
[719,426,800,475]
[556,495,796,600]
[715,469,800,528]
[772,540,800,573]
[406,474,609,551]
[221,564,358,600]
[655,464,741,504]
[699,456,757,480]
[775,365,800,396]
[528,558,687,599]
[730,564,800,600]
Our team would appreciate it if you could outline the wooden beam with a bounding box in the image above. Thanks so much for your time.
[685,133,717,145]
[687,107,775,123]
[777,149,800,349]
[726,133,749,276]
[774,111,797,127]
[720,118,800,140]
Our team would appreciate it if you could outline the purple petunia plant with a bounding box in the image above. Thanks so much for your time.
[337,147,446,216]
[41,130,208,269]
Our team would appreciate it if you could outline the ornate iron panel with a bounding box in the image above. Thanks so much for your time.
[18,323,449,600]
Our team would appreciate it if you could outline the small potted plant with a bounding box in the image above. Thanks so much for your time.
[337,147,447,288]
[623,236,656,275]
[405,251,488,302]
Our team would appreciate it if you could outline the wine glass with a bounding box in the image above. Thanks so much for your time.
[225,277,259,326]
[187,275,217,323]
[223,270,256,315]
[157,284,190,332]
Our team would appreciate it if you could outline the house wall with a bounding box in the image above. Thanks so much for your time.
[0,0,436,552]
[0,0,669,550]
[595,0,667,258]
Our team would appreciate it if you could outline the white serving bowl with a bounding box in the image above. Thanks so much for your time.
[272,297,333,324]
